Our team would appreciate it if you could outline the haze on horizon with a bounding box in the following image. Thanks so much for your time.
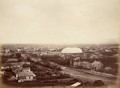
[0,0,119,44]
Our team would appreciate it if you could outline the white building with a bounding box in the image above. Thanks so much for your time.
[16,68,36,82]
[61,47,83,54]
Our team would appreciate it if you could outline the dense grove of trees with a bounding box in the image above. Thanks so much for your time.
[41,55,70,66]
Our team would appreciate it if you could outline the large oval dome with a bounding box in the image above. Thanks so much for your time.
[61,47,83,53]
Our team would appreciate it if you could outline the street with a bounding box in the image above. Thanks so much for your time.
[60,66,116,86]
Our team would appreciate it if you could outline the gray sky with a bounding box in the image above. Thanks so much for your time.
[0,0,120,44]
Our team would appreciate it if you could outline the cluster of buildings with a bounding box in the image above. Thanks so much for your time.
[61,46,118,74]
[1,56,36,82]
[61,47,104,71]
[71,60,103,71]
[0,44,118,85]
[0,46,74,84]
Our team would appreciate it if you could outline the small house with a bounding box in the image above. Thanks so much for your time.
[16,69,36,82]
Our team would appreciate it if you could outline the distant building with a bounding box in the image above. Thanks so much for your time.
[72,60,92,69]
[61,47,83,54]
[22,67,31,72]
[73,61,82,68]
[7,58,18,63]
[19,61,31,67]
[4,49,10,53]
[2,53,12,57]
[91,61,103,71]
[72,57,82,68]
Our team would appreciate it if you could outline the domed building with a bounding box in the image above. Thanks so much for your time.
[61,47,83,54]
[61,47,83,66]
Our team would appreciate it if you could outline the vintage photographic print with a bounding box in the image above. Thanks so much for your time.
[0,0,120,88]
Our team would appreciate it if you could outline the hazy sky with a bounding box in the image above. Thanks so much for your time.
[0,0,120,44]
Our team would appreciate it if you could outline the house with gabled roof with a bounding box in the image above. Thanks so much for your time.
[16,68,36,82]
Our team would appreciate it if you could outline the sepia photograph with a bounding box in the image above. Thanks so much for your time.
[0,44,119,87]
[0,0,120,88]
